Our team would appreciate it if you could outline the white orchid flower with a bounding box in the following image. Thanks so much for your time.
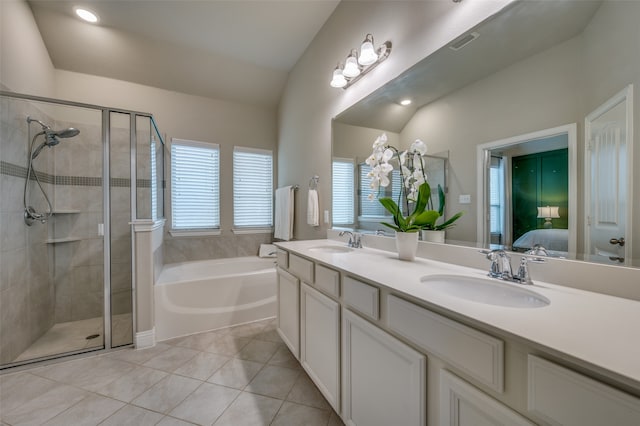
[367,192,375,201]
[382,148,394,163]
[399,150,407,165]
[365,154,377,167]
[372,133,388,150]
[410,139,427,155]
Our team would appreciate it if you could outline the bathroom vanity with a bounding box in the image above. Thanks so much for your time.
[274,239,640,426]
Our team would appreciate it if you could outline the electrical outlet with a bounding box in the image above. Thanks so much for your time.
[459,194,471,204]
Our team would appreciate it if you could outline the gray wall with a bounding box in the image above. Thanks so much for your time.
[277,0,512,241]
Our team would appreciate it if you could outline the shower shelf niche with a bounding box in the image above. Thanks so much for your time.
[45,237,83,244]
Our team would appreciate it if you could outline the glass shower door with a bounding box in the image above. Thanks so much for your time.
[0,96,105,365]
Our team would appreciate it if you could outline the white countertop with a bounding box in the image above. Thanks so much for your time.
[275,239,640,391]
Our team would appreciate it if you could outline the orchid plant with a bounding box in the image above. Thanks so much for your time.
[366,133,463,233]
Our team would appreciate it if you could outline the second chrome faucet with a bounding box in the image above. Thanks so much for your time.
[482,249,544,285]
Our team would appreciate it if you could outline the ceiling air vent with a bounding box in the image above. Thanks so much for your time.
[449,32,479,51]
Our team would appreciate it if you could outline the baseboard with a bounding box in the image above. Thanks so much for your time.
[135,328,155,349]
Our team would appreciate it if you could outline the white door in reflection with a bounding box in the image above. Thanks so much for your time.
[585,85,633,265]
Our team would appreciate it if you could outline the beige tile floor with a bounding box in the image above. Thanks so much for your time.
[14,313,133,362]
[0,317,344,426]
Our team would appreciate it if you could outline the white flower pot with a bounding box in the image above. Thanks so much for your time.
[395,231,419,261]
[421,230,445,243]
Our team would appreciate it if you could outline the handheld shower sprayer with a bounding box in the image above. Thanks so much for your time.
[23,116,81,225]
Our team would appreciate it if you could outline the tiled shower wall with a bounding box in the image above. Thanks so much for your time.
[50,118,105,324]
[0,98,55,364]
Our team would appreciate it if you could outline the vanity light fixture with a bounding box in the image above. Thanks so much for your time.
[330,33,392,89]
[74,7,99,23]
[537,206,560,228]
[400,99,412,106]
[330,65,348,88]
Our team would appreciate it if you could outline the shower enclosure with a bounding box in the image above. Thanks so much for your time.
[0,91,164,368]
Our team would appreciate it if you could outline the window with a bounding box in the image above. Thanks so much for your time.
[332,158,355,225]
[489,156,505,240]
[170,139,220,231]
[233,147,273,229]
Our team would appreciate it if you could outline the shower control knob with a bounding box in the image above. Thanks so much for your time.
[609,237,625,247]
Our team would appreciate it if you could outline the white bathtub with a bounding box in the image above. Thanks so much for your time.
[155,256,277,341]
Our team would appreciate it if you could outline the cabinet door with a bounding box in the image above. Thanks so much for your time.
[440,370,534,426]
[277,267,299,359]
[342,308,426,426]
[300,283,340,412]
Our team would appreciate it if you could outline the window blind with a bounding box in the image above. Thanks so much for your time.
[171,139,220,230]
[233,147,273,228]
[489,159,504,235]
[332,159,355,225]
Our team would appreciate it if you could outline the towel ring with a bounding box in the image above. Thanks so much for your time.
[309,175,319,190]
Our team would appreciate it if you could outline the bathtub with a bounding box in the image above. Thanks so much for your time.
[155,256,277,341]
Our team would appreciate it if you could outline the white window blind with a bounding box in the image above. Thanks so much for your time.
[489,157,504,235]
[171,139,220,230]
[151,138,157,220]
[332,159,355,225]
[233,147,273,228]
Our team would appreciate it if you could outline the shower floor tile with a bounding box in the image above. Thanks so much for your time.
[13,313,132,362]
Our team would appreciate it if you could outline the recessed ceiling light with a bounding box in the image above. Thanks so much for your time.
[400,99,412,106]
[74,7,99,23]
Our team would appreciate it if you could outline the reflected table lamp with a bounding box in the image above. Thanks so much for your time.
[537,206,560,229]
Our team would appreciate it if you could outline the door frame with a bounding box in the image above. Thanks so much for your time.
[584,84,634,264]
[476,124,577,254]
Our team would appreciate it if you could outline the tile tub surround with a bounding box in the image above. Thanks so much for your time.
[0,317,344,426]
[277,239,640,393]
[163,231,274,264]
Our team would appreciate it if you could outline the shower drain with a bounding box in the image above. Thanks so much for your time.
[86,334,100,340]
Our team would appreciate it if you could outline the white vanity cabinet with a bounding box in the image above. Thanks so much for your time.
[275,244,640,426]
[300,283,340,412]
[276,267,300,358]
[440,369,534,426]
[342,308,426,426]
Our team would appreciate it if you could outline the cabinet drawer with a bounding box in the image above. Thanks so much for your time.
[314,264,340,298]
[343,276,379,320]
[289,254,314,283]
[276,249,288,269]
[387,295,504,393]
[528,355,640,425]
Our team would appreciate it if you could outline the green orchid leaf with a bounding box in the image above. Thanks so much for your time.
[437,184,446,216]
[413,182,431,215]
[380,222,401,232]
[413,210,440,227]
[434,211,464,230]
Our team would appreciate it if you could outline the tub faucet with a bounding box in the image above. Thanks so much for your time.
[339,231,362,248]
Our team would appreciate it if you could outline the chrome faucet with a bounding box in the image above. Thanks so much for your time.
[339,231,362,248]
[481,249,544,285]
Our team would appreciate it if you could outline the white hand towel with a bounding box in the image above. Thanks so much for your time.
[307,189,319,226]
[274,186,294,240]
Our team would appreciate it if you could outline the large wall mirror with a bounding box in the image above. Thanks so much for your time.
[331,0,639,267]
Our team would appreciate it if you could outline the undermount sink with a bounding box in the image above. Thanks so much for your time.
[309,245,354,254]
[420,274,550,308]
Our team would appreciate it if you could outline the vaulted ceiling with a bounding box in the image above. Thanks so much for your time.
[28,0,340,108]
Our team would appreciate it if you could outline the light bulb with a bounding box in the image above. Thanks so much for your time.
[330,67,347,88]
[400,99,412,106]
[358,35,378,66]
[343,54,361,78]
[74,7,99,23]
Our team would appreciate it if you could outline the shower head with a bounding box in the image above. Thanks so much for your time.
[45,128,80,146]
[31,127,81,159]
